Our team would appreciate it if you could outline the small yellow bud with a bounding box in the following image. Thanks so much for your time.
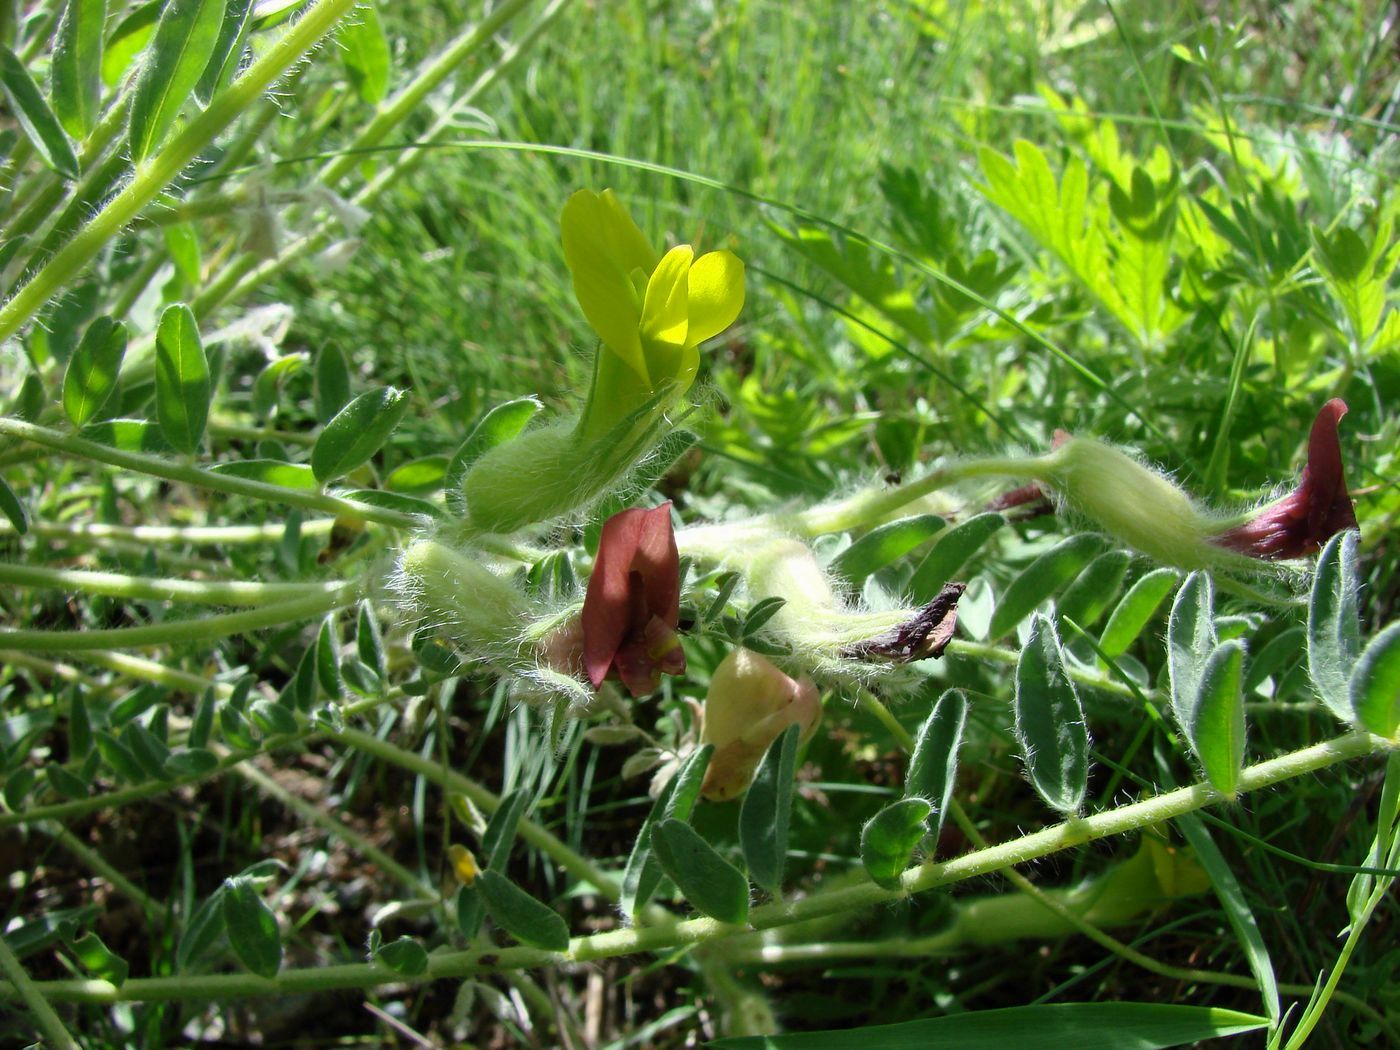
[447,844,479,886]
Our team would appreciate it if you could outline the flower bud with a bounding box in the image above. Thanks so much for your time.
[700,647,822,801]
[395,539,530,659]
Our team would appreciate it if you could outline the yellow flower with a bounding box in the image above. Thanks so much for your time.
[561,189,745,406]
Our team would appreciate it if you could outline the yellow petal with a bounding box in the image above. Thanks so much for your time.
[685,250,745,347]
[640,245,693,381]
[598,189,659,275]
[561,190,649,383]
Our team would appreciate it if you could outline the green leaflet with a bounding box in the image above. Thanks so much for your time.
[1308,530,1361,723]
[339,0,391,104]
[221,875,282,978]
[477,869,570,951]
[908,512,1004,603]
[51,0,106,139]
[63,316,127,427]
[128,0,226,161]
[987,533,1105,640]
[444,396,542,515]
[310,386,410,482]
[1187,640,1247,798]
[1167,571,1216,731]
[739,723,801,895]
[154,304,210,454]
[620,744,712,920]
[829,514,945,587]
[0,45,80,178]
[1099,568,1179,658]
[904,687,967,847]
[650,818,750,924]
[860,798,931,890]
[1351,623,1400,739]
[1055,549,1131,629]
[1013,614,1089,814]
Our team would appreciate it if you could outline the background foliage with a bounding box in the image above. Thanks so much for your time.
[1,0,1398,1046]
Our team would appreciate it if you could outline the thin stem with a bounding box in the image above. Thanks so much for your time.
[0,518,336,545]
[4,731,1385,1004]
[0,562,351,607]
[0,926,80,1049]
[0,584,363,652]
[330,725,621,902]
[0,0,361,344]
[236,763,432,898]
[41,822,166,926]
[0,417,422,529]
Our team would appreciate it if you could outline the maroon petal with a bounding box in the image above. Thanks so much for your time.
[1213,399,1358,561]
[630,503,681,629]
[582,507,650,687]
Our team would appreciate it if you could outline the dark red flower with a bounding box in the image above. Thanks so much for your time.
[1213,399,1359,560]
[582,502,686,696]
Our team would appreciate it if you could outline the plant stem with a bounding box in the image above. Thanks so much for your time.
[0,563,351,607]
[0,584,363,652]
[0,924,80,1049]
[41,822,166,927]
[0,0,361,344]
[0,417,422,529]
[0,518,336,545]
[5,731,1385,1005]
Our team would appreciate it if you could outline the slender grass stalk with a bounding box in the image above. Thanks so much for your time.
[0,563,350,606]
[0,519,336,545]
[0,417,422,529]
[0,926,80,1050]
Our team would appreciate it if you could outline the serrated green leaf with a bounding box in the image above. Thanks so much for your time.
[51,0,106,139]
[444,397,542,515]
[1014,614,1089,814]
[621,744,713,920]
[709,1002,1269,1049]
[830,514,945,587]
[63,316,127,427]
[0,476,27,535]
[0,45,80,178]
[1351,623,1400,739]
[311,386,410,482]
[339,0,390,104]
[128,0,225,161]
[1308,529,1361,722]
[650,818,750,924]
[375,935,428,977]
[477,869,570,951]
[739,724,801,895]
[988,533,1105,640]
[154,304,210,454]
[1187,641,1246,797]
[1099,568,1179,658]
[222,875,282,978]
[1167,571,1216,730]
[905,687,967,846]
[908,512,1004,603]
[860,797,931,889]
[1055,549,1131,629]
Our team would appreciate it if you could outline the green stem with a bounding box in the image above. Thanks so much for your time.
[0,562,350,607]
[0,0,361,344]
[0,584,363,652]
[0,917,80,1049]
[41,822,166,926]
[236,763,431,898]
[0,417,421,528]
[4,731,1385,1004]
[0,518,336,545]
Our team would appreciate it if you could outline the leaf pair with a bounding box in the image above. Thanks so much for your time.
[1168,573,1246,797]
